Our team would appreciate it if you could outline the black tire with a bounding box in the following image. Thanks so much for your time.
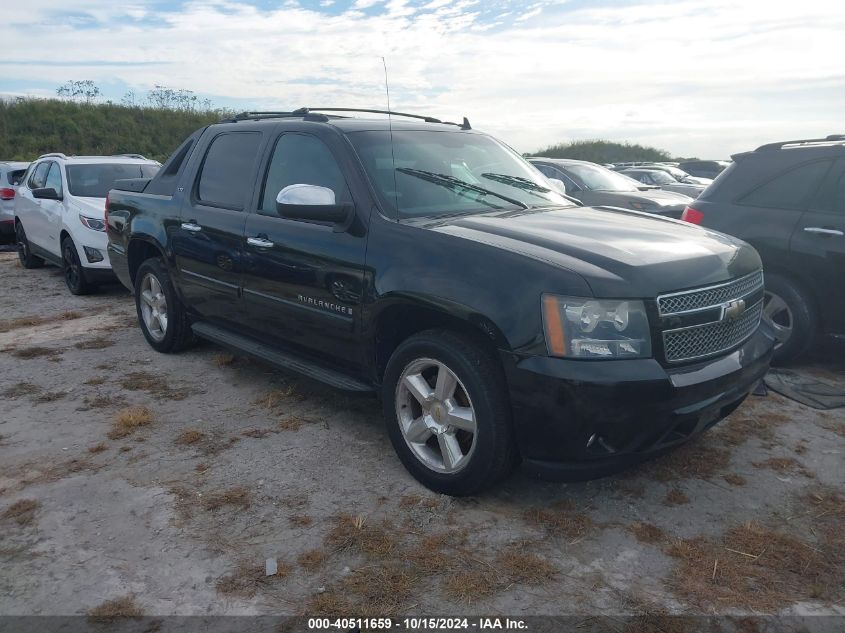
[763,272,817,365]
[16,221,44,269]
[134,258,195,353]
[62,236,94,295]
[382,330,516,496]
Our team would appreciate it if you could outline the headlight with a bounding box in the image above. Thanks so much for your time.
[541,295,652,359]
[79,214,106,231]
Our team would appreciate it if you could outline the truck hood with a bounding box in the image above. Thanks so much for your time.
[432,206,761,298]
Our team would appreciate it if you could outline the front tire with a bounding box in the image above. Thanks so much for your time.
[763,272,817,365]
[62,236,93,295]
[16,222,44,269]
[134,258,194,353]
[382,330,516,496]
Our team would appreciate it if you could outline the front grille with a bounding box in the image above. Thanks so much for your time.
[658,271,764,316]
[663,299,763,363]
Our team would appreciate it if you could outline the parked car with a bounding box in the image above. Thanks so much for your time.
[14,153,160,294]
[0,161,30,242]
[678,160,730,179]
[528,158,692,218]
[681,134,845,363]
[624,163,712,186]
[107,109,773,495]
[621,168,707,198]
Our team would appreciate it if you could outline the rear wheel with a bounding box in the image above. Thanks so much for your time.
[763,272,816,365]
[134,258,194,353]
[62,236,93,295]
[16,222,44,269]
[383,330,516,496]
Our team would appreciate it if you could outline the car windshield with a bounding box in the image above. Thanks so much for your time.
[66,163,160,198]
[643,170,676,185]
[663,166,691,180]
[562,163,640,192]
[346,130,572,219]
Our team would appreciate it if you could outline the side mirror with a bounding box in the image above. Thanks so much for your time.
[547,178,567,195]
[276,184,351,224]
[32,187,61,200]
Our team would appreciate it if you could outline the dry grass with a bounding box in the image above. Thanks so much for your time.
[120,371,187,400]
[663,487,690,506]
[88,442,108,454]
[2,381,39,398]
[325,513,398,557]
[2,499,40,525]
[0,310,81,334]
[83,393,127,409]
[443,570,501,603]
[627,522,668,545]
[289,514,313,527]
[11,346,60,359]
[523,501,594,541]
[195,462,209,473]
[256,386,297,410]
[714,410,791,447]
[87,595,143,621]
[74,336,114,350]
[203,486,252,511]
[496,549,557,584]
[108,407,153,439]
[666,520,843,610]
[242,428,274,439]
[213,352,236,367]
[83,376,107,386]
[278,415,316,431]
[175,428,204,445]
[638,440,732,482]
[752,457,814,478]
[216,561,292,597]
[119,446,133,453]
[32,390,66,403]
[315,565,415,615]
[723,473,747,487]
[399,494,442,510]
[297,548,327,571]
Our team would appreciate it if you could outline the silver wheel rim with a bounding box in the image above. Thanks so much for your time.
[139,273,168,342]
[395,358,477,474]
[763,290,793,348]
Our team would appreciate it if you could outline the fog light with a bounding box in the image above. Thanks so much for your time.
[83,246,104,263]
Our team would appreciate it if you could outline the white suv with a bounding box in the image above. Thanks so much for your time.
[1,161,30,242]
[15,153,159,294]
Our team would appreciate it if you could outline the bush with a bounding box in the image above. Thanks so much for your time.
[532,139,675,164]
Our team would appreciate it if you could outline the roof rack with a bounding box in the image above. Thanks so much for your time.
[114,153,149,160]
[37,152,68,160]
[756,134,845,152]
[224,107,472,130]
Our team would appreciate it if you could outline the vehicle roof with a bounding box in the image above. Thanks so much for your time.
[212,116,479,135]
[34,154,159,165]
[0,161,29,168]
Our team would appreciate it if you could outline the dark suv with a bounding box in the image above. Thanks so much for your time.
[106,109,774,495]
[682,135,845,363]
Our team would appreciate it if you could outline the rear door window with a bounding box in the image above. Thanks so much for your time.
[196,132,263,210]
[7,169,27,185]
[740,160,834,210]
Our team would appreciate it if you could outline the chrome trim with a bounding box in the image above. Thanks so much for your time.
[662,299,763,363]
[181,268,239,289]
[657,270,764,317]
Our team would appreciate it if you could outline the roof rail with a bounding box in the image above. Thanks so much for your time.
[114,153,149,160]
[225,107,472,130]
[37,152,68,160]
[756,134,845,152]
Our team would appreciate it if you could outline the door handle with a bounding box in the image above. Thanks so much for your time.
[803,227,844,237]
[181,222,202,233]
[247,236,275,248]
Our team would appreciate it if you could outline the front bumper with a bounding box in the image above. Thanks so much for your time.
[502,323,775,480]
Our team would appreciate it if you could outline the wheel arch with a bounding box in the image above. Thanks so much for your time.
[127,237,168,286]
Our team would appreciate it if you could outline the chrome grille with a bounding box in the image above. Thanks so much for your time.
[658,271,764,316]
[663,300,763,363]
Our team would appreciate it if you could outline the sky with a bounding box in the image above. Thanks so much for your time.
[1,0,843,158]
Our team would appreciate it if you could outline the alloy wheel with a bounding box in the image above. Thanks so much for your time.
[139,272,169,342]
[16,224,27,260]
[395,358,477,473]
[63,242,81,290]
[763,290,793,349]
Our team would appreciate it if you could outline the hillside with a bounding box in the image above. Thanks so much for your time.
[532,139,674,164]
[0,98,226,163]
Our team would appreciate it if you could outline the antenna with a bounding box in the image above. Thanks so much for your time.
[381,56,399,217]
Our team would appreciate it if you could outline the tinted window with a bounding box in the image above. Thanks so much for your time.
[29,162,49,189]
[45,163,63,196]
[260,134,350,215]
[833,170,845,213]
[66,163,159,198]
[740,160,833,210]
[6,169,26,185]
[197,132,262,210]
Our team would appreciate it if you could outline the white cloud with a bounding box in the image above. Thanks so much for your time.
[2,0,844,157]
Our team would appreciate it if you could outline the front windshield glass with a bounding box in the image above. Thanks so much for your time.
[645,170,676,185]
[347,130,572,219]
[66,163,160,198]
[563,163,640,192]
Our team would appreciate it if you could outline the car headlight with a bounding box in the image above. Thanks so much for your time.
[79,214,106,231]
[541,295,652,359]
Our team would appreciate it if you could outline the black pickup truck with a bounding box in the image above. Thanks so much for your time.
[106,108,774,495]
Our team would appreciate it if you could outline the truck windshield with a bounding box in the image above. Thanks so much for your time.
[66,163,160,198]
[347,130,572,219]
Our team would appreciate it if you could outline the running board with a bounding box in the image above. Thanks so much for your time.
[191,322,374,393]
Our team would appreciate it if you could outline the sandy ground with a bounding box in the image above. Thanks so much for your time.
[0,248,843,621]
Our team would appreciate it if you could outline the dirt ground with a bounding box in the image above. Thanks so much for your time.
[1,248,843,622]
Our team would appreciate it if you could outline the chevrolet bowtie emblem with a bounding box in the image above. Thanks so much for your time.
[722,298,746,321]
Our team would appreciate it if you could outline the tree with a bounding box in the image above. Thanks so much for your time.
[533,139,674,164]
[56,80,101,104]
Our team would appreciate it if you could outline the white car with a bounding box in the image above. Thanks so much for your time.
[1,161,30,242]
[14,153,160,294]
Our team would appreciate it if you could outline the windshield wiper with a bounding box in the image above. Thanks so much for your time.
[396,168,529,210]
[480,172,551,193]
